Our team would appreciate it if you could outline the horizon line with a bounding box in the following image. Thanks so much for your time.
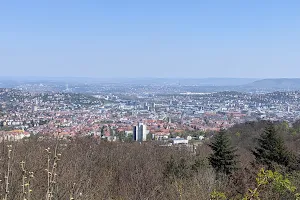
[1,76,299,80]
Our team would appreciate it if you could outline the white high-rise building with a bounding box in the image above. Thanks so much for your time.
[133,122,148,142]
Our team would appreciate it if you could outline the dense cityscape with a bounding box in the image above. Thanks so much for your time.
[1,80,300,145]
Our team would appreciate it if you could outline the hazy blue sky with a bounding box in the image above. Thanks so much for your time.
[1,0,300,78]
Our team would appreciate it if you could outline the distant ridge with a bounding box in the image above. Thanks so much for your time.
[247,78,300,89]
[0,77,258,86]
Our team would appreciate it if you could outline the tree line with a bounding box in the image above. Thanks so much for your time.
[0,120,299,199]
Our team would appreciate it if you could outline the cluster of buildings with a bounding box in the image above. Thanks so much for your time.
[1,88,300,143]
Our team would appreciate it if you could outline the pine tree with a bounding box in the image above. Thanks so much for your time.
[252,123,290,169]
[208,128,238,175]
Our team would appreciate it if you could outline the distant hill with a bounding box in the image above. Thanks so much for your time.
[246,78,300,90]
[0,77,259,86]
[103,78,259,86]
[174,78,259,86]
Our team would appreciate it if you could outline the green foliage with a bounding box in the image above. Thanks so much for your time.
[210,190,227,200]
[117,131,126,141]
[243,168,300,200]
[281,121,290,131]
[291,130,298,136]
[208,129,238,175]
[252,124,291,169]
[117,132,133,142]
[146,132,153,141]
[212,168,300,200]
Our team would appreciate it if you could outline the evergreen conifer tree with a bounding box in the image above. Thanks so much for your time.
[252,123,290,169]
[208,128,238,175]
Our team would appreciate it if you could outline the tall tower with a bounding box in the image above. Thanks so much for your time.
[140,123,147,141]
[133,123,147,142]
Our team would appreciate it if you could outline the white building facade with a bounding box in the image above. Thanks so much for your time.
[133,122,148,142]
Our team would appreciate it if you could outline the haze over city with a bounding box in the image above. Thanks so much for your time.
[1,1,300,78]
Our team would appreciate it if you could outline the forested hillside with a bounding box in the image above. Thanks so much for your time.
[0,120,299,199]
